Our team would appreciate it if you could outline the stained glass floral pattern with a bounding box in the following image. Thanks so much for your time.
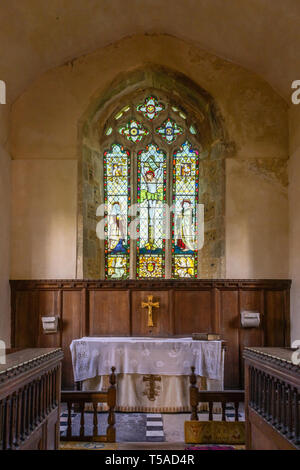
[137,143,167,278]
[172,141,199,278]
[156,118,183,144]
[119,120,149,143]
[137,96,165,120]
[103,143,130,279]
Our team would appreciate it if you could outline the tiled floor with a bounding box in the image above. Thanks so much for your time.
[60,404,244,444]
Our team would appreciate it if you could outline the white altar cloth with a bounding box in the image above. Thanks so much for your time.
[70,336,223,383]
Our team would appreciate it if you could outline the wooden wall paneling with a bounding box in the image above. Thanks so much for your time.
[37,290,60,348]
[219,289,240,388]
[80,288,88,337]
[174,290,212,335]
[284,288,291,346]
[239,289,265,385]
[239,290,264,349]
[14,290,38,348]
[131,290,171,336]
[211,287,221,333]
[10,279,292,390]
[264,290,286,347]
[61,290,83,388]
[89,290,130,336]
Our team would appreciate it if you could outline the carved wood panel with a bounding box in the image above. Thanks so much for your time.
[89,290,130,336]
[173,290,213,334]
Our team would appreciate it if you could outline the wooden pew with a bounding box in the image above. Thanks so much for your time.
[60,367,116,442]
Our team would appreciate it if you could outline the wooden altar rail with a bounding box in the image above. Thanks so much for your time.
[189,367,245,421]
[244,347,300,450]
[60,367,116,442]
[248,365,300,447]
[0,352,62,450]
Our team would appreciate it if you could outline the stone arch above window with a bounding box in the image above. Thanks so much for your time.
[77,68,230,279]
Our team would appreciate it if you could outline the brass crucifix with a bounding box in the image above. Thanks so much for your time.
[141,295,160,327]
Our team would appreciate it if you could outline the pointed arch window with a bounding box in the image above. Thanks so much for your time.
[101,92,203,279]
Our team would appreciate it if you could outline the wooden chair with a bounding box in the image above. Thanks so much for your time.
[60,366,116,443]
[185,366,245,444]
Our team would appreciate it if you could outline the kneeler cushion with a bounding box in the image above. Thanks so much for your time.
[185,420,245,445]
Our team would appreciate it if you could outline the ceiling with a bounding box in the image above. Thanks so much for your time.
[0,0,299,103]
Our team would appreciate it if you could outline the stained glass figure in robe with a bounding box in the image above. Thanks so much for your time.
[137,143,166,278]
[103,143,130,279]
[172,141,199,278]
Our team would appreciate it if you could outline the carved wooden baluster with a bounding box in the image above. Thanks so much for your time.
[80,402,85,438]
[258,371,263,413]
[281,384,287,434]
[221,401,226,421]
[26,384,31,435]
[66,401,72,440]
[249,366,255,408]
[255,369,260,411]
[46,373,50,414]
[190,366,199,421]
[2,397,9,450]
[52,369,56,406]
[234,401,239,422]
[271,379,277,426]
[208,401,213,421]
[44,374,48,416]
[51,369,55,409]
[15,389,22,448]
[50,370,53,410]
[266,375,271,420]
[107,366,116,442]
[276,381,282,431]
[0,399,4,450]
[93,402,98,438]
[10,393,17,449]
[287,386,293,440]
[35,378,40,424]
[21,386,27,439]
[6,395,13,449]
[262,373,267,418]
[294,388,299,444]
[31,381,36,430]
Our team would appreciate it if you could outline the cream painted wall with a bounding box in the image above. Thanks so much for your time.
[289,105,300,343]
[0,106,11,346]
[11,160,77,279]
[226,159,289,279]
[9,36,289,287]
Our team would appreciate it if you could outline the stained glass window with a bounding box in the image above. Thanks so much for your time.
[172,141,199,278]
[137,96,165,120]
[103,143,130,279]
[119,120,149,143]
[102,93,201,280]
[137,143,167,278]
[156,118,183,144]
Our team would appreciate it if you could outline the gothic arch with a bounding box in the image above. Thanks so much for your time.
[77,66,230,279]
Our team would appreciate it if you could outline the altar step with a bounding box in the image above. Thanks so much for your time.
[60,408,244,443]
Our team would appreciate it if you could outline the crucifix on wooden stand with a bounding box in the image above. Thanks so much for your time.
[141,295,160,327]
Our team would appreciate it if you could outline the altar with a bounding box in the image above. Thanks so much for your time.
[70,337,224,412]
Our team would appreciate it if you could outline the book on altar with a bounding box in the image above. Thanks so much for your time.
[192,333,221,341]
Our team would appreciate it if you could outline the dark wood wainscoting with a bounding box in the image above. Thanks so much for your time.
[10,279,291,389]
